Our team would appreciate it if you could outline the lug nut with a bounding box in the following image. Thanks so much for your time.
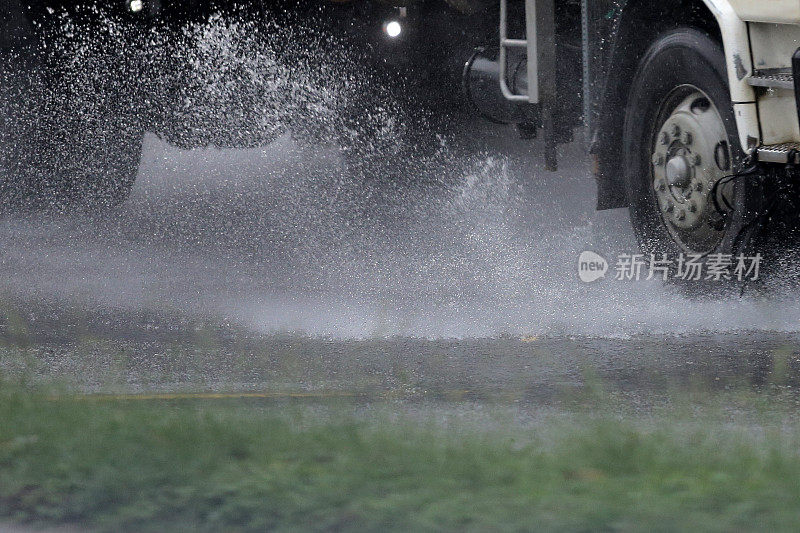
[666,201,675,213]
[681,131,693,145]
[689,202,697,213]
[652,153,664,166]
[660,132,670,145]
[671,124,681,137]
[693,154,702,166]
[658,181,667,192]
[676,209,686,221]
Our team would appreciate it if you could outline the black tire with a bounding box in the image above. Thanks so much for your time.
[623,28,758,261]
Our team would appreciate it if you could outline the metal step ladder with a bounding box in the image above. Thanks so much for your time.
[498,0,558,170]
[748,68,794,90]
[747,63,800,163]
[757,142,800,164]
[498,0,532,102]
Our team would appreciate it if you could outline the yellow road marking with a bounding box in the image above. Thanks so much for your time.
[58,391,368,401]
[53,389,476,402]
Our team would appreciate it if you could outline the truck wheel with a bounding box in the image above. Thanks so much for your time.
[623,28,755,258]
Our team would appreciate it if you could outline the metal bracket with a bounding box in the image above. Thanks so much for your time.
[793,47,800,140]
[536,0,557,170]
[498,0,557,170]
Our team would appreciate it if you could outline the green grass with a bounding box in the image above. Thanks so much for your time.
[2,383,800,532]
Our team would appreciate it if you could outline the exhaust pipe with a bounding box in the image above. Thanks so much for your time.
[462,47,537,125]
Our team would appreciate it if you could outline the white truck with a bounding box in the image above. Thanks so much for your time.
[463,0,800,258]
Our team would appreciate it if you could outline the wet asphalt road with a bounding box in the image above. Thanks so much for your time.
[2,113,800,404]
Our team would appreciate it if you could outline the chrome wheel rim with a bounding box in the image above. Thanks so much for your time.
[651,86,732,253]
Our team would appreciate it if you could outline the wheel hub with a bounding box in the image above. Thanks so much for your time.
[650,89,731,251]
[665,155,691,188]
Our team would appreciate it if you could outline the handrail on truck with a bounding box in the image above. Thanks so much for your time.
[499,0,533,102]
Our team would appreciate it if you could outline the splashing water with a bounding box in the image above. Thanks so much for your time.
[1,10,799,339]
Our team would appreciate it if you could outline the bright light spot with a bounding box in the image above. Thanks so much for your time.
[129,0,143,12]
[385,20,402,38]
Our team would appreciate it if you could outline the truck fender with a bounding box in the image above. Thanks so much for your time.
[700,0,759,154]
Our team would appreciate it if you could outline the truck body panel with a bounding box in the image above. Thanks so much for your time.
[729,0,800,24]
